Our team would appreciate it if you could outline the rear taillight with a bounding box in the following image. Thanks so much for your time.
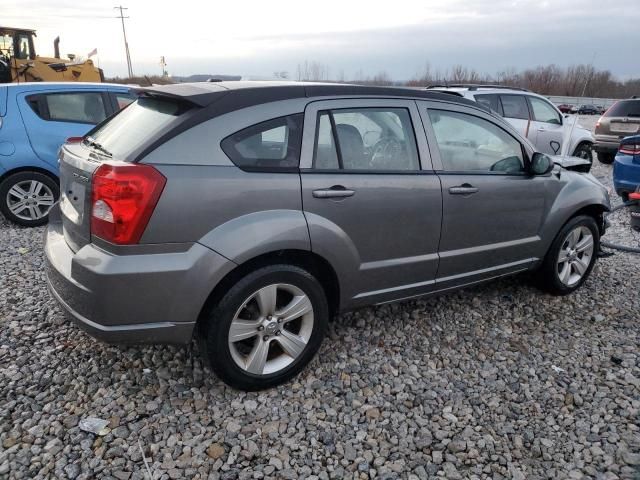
[66,136,83,144]
[619,144,640,155]
[91,163,166,245]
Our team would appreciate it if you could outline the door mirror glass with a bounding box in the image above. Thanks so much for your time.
[530,152,554,175]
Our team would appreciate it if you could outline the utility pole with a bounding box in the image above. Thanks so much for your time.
[114,6,133,77]
[160,56,168,77]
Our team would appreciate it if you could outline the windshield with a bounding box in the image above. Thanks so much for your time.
[86,96,192,160]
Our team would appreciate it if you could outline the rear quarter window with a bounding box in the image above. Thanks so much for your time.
[221,114,304,171]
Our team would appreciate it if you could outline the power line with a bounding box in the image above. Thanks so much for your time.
[114,5,133,77]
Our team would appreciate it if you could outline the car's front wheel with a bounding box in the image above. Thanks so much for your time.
[0,171,59,227]
[200,264,329,390]
[536,215,599,295]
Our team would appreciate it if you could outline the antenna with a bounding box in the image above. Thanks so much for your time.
[114,6,133,77]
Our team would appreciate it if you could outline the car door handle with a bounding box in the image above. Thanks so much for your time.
[312,186,355,198]
[538,128,546,132]
[449,184,479,195]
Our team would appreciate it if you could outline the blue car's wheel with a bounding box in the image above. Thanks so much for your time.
[0,171,59,227]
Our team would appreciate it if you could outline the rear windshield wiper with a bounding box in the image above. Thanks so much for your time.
[84,136,113,157]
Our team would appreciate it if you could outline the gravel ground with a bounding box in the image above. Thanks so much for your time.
[1,134,639,479]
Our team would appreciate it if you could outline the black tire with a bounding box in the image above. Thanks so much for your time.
[536,215,600,296]
[200,264,329,391]
[0,171,59,227]
[598,152,616,165]
[597,152,615,165]
[572,142,593,161]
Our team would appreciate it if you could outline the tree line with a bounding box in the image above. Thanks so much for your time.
[295,62,639,99]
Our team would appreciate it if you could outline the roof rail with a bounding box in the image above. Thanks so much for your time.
[426,84,530,92]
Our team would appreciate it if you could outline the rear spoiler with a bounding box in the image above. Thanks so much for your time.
[133,83,228,107]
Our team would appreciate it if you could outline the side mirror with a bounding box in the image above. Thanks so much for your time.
[530,152,554,175]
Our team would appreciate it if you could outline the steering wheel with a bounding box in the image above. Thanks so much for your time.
[371,137,404,169]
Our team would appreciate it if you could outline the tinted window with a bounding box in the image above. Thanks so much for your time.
[87,96,191,160]
[428,110,524,173]
[605,100,640,118]
[500,95,530,120]
[221,114,303,170]
[475,94,502,115]
[529,97,561,124]
[45,92,107,124]
[313,108,419,171]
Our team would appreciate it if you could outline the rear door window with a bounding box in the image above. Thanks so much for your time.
[500,95,530,120]
[221,114,304,171]
[604,100,640,117]
[313,108,419,171]
[474,94,502,115]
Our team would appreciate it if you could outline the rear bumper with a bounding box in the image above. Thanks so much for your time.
[44,205,235,344]
[593,141,619,155]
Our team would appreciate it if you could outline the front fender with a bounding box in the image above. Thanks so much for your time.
[538,171,610,255]
[197,209,311,265]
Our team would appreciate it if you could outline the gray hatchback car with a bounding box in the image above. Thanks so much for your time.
[45,82,610,390]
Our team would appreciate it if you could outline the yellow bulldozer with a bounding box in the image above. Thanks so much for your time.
[0,26,103,84]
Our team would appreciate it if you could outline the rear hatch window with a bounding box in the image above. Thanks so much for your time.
[604,100,640,118]
[84,95,193,161]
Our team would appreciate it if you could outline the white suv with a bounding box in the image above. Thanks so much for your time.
[425,85,595,160]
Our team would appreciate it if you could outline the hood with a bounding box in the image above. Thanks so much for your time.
[550,155,592,173]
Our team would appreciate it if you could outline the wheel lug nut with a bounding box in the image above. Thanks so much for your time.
[277,318,282,323]
[258,325,264,331]
[275,331,281,336]
[263,335,269,341]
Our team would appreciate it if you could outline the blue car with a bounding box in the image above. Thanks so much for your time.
[0,82,134,226]
[613,135,640,199]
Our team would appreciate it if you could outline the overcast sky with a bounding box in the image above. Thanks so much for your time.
[4,0,640,80]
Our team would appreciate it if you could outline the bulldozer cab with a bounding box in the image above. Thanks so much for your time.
[1,27,36,82]
[0,26,103,84]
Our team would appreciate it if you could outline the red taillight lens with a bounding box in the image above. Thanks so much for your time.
[629,192,640,201]
[619,144,640,155]
[66,136,83,144]
[91,163,166,245]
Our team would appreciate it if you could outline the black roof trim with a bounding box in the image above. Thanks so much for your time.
[134,81,484,111]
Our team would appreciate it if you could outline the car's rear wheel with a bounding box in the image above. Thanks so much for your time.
[0,171,59,227]
[597,152,615,164]
[200,264,328,391]
[536,215,599,295]
[572,142,593,161]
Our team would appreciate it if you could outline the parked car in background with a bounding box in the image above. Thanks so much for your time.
[595,105,606,115]
[425,85,595,160]
[0,82,135,226]
[45,82,610,390]
[578,104,599,115]
[557,104,574,114]
[595,98,640,164]
[613,135,640,199]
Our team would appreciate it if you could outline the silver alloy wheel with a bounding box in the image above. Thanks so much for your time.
[557,226,594,287]
[228,283,314,376]
[6,180,55,221]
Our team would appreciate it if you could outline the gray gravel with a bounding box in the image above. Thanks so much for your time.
[1,158,639,480]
